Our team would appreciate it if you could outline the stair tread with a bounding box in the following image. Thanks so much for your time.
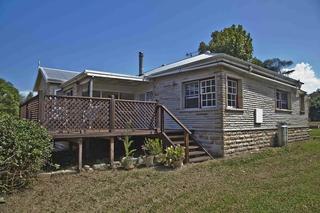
[189,156,211,163]
[189,151,206,156]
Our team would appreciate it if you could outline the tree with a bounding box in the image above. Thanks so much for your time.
[0,78,20,116]
[262,58,293,72]
[251,57,294,73]
[309,89,320,121]
[25,92,34,101]
[198,41,208,54]
[198,24,253,61]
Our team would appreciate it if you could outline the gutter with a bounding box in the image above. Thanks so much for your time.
[147,61,300,89]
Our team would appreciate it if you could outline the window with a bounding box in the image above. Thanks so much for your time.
[300,94,305,113]
[184,81,199,108]
[138,91,154,101]
[65,89,73,96]
[276,90,289,110]
[227,78,238,108]
[183,78,216,109]
[201,79,216,107]
[146,91,154,101]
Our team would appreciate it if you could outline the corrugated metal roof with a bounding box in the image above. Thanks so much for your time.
[40,67,79,83]
[144,53,215,76]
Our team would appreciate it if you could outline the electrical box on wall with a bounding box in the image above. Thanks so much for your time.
[255,108,263,124]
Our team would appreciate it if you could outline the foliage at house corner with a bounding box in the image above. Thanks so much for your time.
[0,113,52,194]
[198,24,253,61]
[198,25,293,73]
[0,78,20,117]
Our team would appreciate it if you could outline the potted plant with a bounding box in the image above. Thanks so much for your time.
[142,138,163,167]
[121,136,136,170]
[165,145,185,169]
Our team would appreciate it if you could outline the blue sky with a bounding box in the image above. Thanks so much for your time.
[0,0,319,92]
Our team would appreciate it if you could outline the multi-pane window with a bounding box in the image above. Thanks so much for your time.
[276,90,289,109]
[227,78,238,108]
[184,81,199,108]
[184,78,216,109]
[201,79,216,107]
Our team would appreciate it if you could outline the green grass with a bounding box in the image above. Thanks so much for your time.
[310,128,320,137]
[2,140,320,213]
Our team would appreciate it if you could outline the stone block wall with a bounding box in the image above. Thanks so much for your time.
[223,127,310,156]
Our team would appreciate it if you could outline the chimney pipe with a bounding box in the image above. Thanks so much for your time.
[139,52,144,76]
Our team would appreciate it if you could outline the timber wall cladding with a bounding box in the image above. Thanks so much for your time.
[223,69,309,130]
[224,127,310,155]
[153,67,224,131]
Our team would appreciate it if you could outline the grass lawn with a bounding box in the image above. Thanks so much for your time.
[2,140,320,213]
[310,128,320,137]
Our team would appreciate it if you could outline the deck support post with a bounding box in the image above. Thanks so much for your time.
[184,131,189,164]
[109,137,115,165]
[77,138,83,172]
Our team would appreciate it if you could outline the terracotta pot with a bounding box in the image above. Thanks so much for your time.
[145,155,154,167]
[172,160,183,169]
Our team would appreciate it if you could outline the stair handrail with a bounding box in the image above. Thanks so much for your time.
[158,105,192,135]
[157,104,191,163]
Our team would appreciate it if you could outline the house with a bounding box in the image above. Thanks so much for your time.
[22,52,309,168]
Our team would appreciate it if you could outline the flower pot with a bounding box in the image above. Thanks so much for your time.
[172,160,183,169]
[121,157,135,170]
[144,155,154,167]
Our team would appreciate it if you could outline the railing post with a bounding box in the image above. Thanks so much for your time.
[38,90,45,124]
[156,100,161,133]
[160,107,164,133]
[110,95,115,132]
[184,131,190,164]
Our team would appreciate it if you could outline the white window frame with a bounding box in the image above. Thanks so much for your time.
[276,90,290,110]
[200,78,216,108]
[184,81,200,109]
[183,78,216,109]
[227,78,238,108]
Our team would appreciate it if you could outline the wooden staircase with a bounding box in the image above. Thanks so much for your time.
[164,130,212,163]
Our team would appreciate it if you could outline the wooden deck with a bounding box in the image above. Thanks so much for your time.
[20,93,159,139]
[20,92,212,170]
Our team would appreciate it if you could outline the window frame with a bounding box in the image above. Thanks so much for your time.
[183,77,216,109]
[299,94,305,114]
[227,77,239,108]
[276,89,290,110]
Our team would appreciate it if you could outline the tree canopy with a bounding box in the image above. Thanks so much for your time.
[198,24,253,61]
[252,58,293,73]
[198,25,294,73]
[0,78,20,116]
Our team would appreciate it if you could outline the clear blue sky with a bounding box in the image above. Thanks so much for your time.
[0,0,319,92]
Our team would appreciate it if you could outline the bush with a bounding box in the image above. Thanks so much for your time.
[0,113,52,194]
[165,145,185,166]
[143,138,163,156]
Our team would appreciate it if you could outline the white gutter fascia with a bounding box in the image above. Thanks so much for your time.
[148,61,299,89]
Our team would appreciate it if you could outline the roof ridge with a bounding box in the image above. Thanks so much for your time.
[40,66,80,73]
[145,53,213,74]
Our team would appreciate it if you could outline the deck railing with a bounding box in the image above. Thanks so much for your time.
[20,93,158,134]
[20,93,193,163]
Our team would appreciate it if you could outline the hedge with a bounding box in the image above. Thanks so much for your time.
[0,113,52,194]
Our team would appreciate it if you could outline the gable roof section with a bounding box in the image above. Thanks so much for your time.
[143,53,302,88]
[33,67,80,91]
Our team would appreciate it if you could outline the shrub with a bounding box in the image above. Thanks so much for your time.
[0,113,52,194]
[165,145,185,166]
[143,138,163,156]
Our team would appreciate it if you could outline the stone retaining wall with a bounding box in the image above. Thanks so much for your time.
[224,127,309,156]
